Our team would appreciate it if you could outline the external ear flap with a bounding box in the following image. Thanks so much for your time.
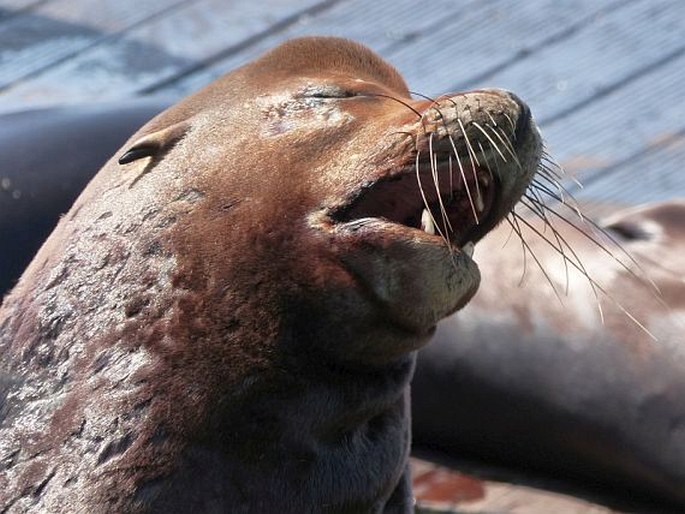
[118,144,157,165]
[118,121,190,165]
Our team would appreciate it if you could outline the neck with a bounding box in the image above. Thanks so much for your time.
[143,350,418,513]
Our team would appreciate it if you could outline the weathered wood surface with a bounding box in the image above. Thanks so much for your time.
[1,0,683,512]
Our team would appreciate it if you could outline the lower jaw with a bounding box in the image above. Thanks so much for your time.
[334,228,481,329]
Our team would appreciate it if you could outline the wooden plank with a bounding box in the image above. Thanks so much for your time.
[0,0,47,12]
[163,0,622,98]
[463,0,685,128]
[152,0,488,96]
[574,130,685,205]
[541,50,685,185]
[0,0,623,106]
[382,0,639,97]
[440,0,685,201]
[0,0,188,89]
[0,0,334,111]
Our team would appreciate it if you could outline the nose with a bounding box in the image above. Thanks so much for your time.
[505,91,532,144]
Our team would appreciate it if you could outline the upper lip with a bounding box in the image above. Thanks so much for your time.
[329,151,499,248]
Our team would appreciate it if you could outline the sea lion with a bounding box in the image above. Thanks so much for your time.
[412,200,685,508]
[0,37,540,513]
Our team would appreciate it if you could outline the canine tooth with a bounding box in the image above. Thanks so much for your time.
[421,208,435,235]
[475,191,485,213]
[462,241,475,257]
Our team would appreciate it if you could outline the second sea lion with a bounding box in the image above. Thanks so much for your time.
[413,200,685,508]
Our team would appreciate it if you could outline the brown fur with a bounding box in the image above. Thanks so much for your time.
[0,37,540,513]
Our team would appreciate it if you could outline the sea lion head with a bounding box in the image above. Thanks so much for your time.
[114,36,542,366]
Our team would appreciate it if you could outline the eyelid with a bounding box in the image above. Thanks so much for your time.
[299,85,357,99]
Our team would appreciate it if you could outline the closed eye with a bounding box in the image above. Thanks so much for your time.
[299,84,357,99]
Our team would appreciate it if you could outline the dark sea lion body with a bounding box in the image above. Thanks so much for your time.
[412,201,685,507]
[0,37,539,512]
[0,99,169,297]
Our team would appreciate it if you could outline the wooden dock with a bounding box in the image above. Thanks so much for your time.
[1,1,683,512]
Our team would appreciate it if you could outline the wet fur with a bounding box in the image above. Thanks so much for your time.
[0,37,539,513]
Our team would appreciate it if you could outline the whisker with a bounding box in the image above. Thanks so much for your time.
[447,133,479,224]
[509,215,564,298]
[478,141,496,194]
[409,90,437,102]
[505,214,529,285]
[514,208,608,322]
[367,92,422,118]
[457,118,482,167]
[492,125,523,169]
[522,194,571,294]
[527,189,659,292]
[457,119,483,219]
[540,150,584,190]
[532,175,585,219]
[415,148,448,244]
[485,111,503,135]
[525,197,609,316]
[429,133,454,235]
[502,217,518,248]
[472,122,509,164]
[502,112,517,135]
[512,208,663,340]
[449,154,454,200]
[530,179,577,218]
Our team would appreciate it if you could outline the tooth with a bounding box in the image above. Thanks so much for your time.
[475,191,485,213]
[462,241,475,257]
[421,208,435,235]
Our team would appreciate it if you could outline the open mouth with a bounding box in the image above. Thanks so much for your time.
[330,150,499,255]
